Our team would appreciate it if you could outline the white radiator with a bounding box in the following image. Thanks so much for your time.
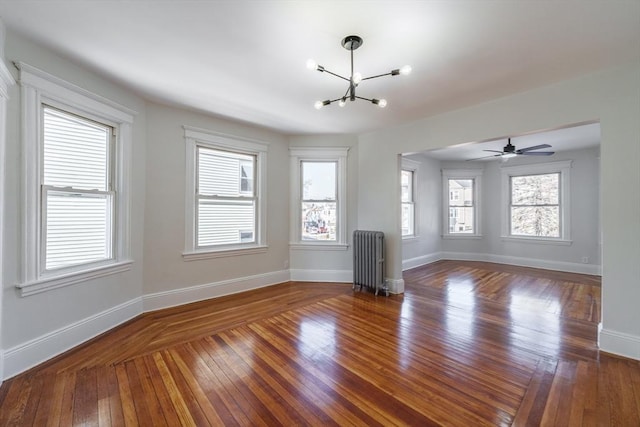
[352,230,387,296]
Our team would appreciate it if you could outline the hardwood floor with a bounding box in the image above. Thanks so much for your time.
[1,261,639,426]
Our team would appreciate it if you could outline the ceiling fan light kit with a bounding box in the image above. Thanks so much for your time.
[308,35,411,109]
[467,138,555,161]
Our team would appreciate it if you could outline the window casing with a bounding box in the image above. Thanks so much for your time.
[17,63,134,297]
[183,126,268,260]
[442,169,483,238]
[501,161,572,244]
[290,147,349,250]
[401,169,416,237]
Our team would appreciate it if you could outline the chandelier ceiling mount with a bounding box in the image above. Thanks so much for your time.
[307,35,411,109]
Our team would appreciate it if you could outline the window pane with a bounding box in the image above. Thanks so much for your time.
[511,206,559,237]
[401,170,413,202]
[43,106,110,191]
[302,162,336,200]
[198,199,255,246]
[198,147,255,197]
[511,173,559,205]
[402,203,414,236]
[302,202,336,241]
[45,191,111,270]
[449,179,473,207]
[449,207,474,233]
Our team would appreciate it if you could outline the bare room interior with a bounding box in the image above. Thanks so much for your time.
[0,1,639,425]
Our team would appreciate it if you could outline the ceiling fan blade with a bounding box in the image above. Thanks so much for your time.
[516,144,552,153]
[520,151,555,156]
[466,154,502,161]
[483,149,504,154]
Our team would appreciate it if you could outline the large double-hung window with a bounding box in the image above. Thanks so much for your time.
[501,160,572,243]
[184,127,268,259]
[18,63,134,297]
[289,147,349,249]
[42,106,114,270]
[442,169,483,238]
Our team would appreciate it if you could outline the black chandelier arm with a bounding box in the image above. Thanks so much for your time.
[354,95,374,102]
[361,71,397,81]
[318,67,350,82]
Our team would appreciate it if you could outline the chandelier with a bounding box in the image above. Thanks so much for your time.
[307,35,411,109]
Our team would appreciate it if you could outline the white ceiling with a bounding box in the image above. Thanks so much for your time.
[0,1,638,136]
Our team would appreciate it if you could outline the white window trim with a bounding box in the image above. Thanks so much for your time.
[182,126,268,261]
[500,160,572,244]
[16,62,136,297]
[289,146,349,250]
[442,168,483,239]
[401,158,420,239]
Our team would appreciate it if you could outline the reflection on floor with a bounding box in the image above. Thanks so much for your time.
[1,260,638,426]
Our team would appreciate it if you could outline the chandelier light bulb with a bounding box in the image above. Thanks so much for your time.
[338,98,346,107]
[352,72,362,84]
[400,65,412,75]
[306,59,318,70]
[314,100,324,109]
[378,99,387,108]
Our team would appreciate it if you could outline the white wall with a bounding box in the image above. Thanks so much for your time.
[142,103,290,308]
[1,31,147,375]
[401,154,442,270]
[287,134,359,281]
[359,62,640,359]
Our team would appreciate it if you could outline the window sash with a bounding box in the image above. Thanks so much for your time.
[41,186,114,272]
[300,160,338,242]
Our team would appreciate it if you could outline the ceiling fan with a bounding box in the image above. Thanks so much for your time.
[467,138,555,161]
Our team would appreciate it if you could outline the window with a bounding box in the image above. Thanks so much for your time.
[184,126,267,260]
[290,147,349,249]
[17,62,134,297]
[442,169,483,238]
[196,147,256,247]
[42,106,114,270]
[401,169,415,237]
[501,161,572,243]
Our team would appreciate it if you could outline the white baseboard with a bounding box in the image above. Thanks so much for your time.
[289,269,351,283]
[440,251,601,276]
[3,297,143,380]
[0,350,4,385]
[599,328,640,360]
[402,252,442,271]
[143,270,290,312]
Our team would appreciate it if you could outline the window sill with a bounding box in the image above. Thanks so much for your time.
[402,235,419,242]
[289,243,349,251]
[183,245,268,261]
[16,260,133,297]
[442,234,483,240]
[501,236,573,246]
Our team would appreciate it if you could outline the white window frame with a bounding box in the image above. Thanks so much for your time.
[183,126,268,260]
[501,160,572,245]
[442,169,483,239]
[17,62,135,297]
[289,147,349,251]
[401,158,420,239]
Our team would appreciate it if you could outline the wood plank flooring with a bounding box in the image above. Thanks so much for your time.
[1,260,639,426]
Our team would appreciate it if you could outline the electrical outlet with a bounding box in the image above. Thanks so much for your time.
[581,256,589,264]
